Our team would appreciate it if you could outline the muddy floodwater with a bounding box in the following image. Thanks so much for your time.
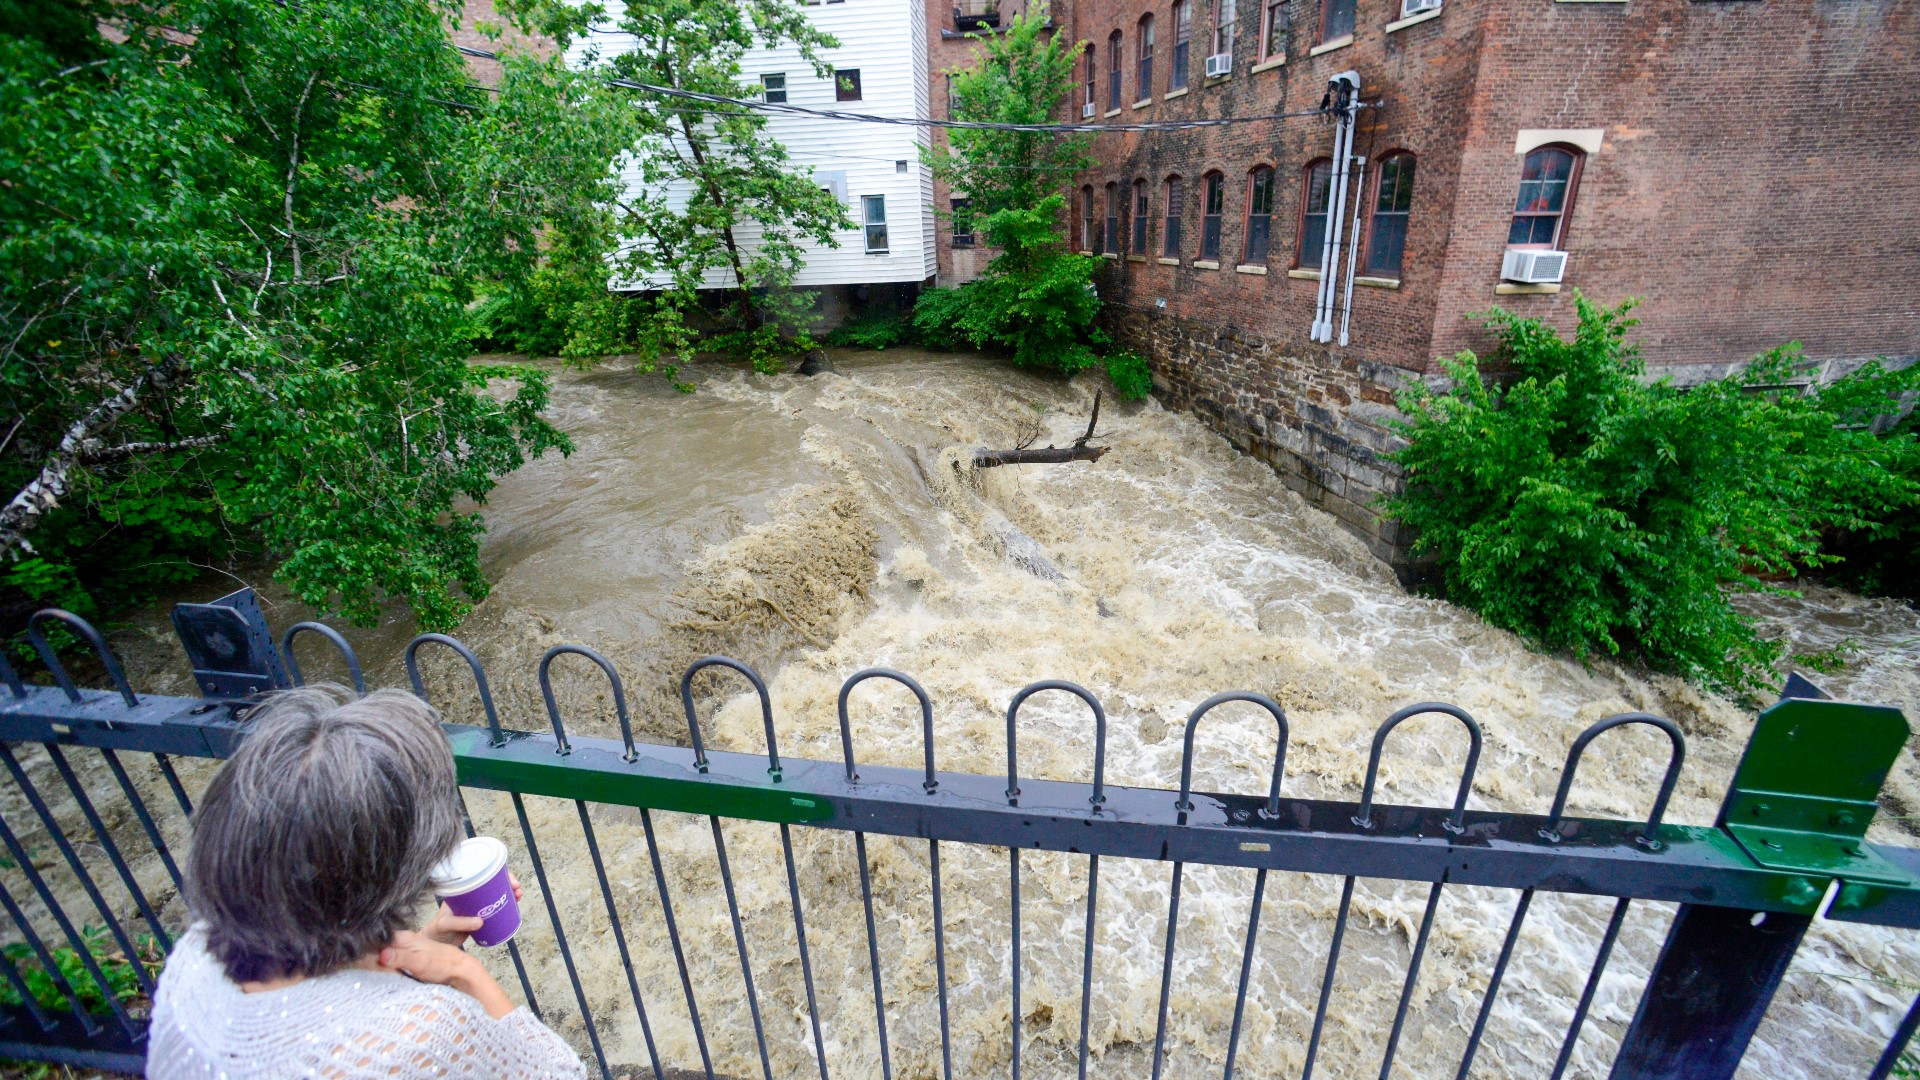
[39,350,1920,1078]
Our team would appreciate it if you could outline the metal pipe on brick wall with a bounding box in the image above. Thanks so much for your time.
[1338,154,1367,347]
[1313,72,1360,342]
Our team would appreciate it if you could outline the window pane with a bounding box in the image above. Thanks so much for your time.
[1250,169,1273,214]
[762,74,787,103]
[1105,216,1119,254]
[866,223,888,251]
[1507,216,1534,246]
[1300,213,1327,268]
[1377,155,1414,213]
[863,195,886,224]
[1264,0,1284,57]
[1366,213,1406,275]
[1171,41,1188,88]
[1305,162,1331,214]
[836,69,862,101]
[1322,0,1355,41]
[1165,216,1182,257]
[1542,149,1572,182]
[1246,215,1270,262]
[1201,215,1222,260]
[1213,0,1236,55]
[1204,174,1224,214]
[1133,215,1148,253]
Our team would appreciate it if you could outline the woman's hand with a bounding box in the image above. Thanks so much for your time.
[379,931,516,1020]
[421,873,522,949]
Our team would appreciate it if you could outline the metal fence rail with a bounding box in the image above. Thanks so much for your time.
[2,589,1919,1079]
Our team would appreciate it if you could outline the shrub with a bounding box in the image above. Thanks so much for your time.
[0,925,162,1015]
[1105,351,1154,402]
[1386,295,1919,695]
[825,310,915,350]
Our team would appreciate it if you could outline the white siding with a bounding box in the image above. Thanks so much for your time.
[582,0,936,290]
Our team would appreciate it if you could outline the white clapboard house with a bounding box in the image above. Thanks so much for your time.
[580,0,937,304]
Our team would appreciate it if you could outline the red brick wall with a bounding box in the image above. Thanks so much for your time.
[1432,0,1920,374]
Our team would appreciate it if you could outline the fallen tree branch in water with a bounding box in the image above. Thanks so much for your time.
[973,390,1109,468]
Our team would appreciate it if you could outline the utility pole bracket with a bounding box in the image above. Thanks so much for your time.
[1721,696,1916,888]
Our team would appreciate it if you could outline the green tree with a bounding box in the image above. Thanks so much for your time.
[523,0,854,373]
[1,0,626,631]
[1385,296,1920,694]
[917,8,1147,396]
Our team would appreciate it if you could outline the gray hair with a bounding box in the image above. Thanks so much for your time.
[185,685,464,983]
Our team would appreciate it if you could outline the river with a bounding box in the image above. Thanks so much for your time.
[96,349,1920,1078]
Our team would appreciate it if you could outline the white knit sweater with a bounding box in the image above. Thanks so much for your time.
[148,925,585,1079]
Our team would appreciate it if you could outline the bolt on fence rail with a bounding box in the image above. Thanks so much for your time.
[2,587,1919,1079]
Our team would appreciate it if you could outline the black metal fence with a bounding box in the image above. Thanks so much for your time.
[3,589,1920,1079]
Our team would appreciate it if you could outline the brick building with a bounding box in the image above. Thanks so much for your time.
[928,0,1919,567]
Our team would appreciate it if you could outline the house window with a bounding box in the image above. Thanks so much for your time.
[1105,182,1121,255]
[1366,152,1415,275]
[863,195,888,252]
[1084,45,1097,111]
[1245,166,1275,263]
[1137,16,1155,101]
[1108,31,1124,110]
[1260,0,1285,60]
[1297,159,1332,269]
[951,198,974,248]
[1163,175,1184,257]
[1082,185,1098,251]
[1211,0,1236,60]
[1320,0,1355,44]
[1509,145,1581,248]
[835,69,862,102]
[1132,180,1150,254]
[761,73,787,103]
[1200,171,1224,261]
[1170,0,1191,90]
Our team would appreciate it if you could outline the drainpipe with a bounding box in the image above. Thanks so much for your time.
[1312,71,1360,343]
[1337,154,1366,347]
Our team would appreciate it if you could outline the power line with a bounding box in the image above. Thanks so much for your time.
[452,44,1338,133]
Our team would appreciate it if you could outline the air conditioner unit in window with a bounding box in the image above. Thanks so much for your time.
[1502,248,1568,284]
[1083,102,1096,118]
[1204,53,1233,78]
[1401,0,1441,15]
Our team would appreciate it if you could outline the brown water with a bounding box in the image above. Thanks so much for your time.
[35,350,1920,1078]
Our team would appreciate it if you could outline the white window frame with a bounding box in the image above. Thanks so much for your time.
[761,73,787,103]
[862,195,889,253]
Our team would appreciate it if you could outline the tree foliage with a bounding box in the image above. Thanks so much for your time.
[915,8,1116,379]
[1386,296,1920,694]
[519,0,854,373]
[0,0,624,630]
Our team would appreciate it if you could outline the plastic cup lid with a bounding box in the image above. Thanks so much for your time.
[430,836,508,896]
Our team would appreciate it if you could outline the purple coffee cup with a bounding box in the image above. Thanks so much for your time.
[430,836,520,947]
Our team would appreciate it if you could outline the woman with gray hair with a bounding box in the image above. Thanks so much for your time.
[147,686,584,1078]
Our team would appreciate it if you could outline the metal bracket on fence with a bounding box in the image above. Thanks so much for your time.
[1721,696,1917,889]
[170,587,291,698]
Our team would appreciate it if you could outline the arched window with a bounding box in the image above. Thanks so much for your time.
[1163,175,1185,258]
[1082,185,1097,252]
[1296,158,1332,269]
[1132,179,1150,254]
[1260,0,1285,61]
[1137,16,1156,101]
[1509,145,1582,248]
[1170,1,1191,91]
[1211,0,1236,62]
[1200,171,1225,261]
[1366,151,1416,276]
[1105,181,1121,255]
[1084,45,1096,112]
[1108,31,1124,111]
[1244,166,1276,263]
